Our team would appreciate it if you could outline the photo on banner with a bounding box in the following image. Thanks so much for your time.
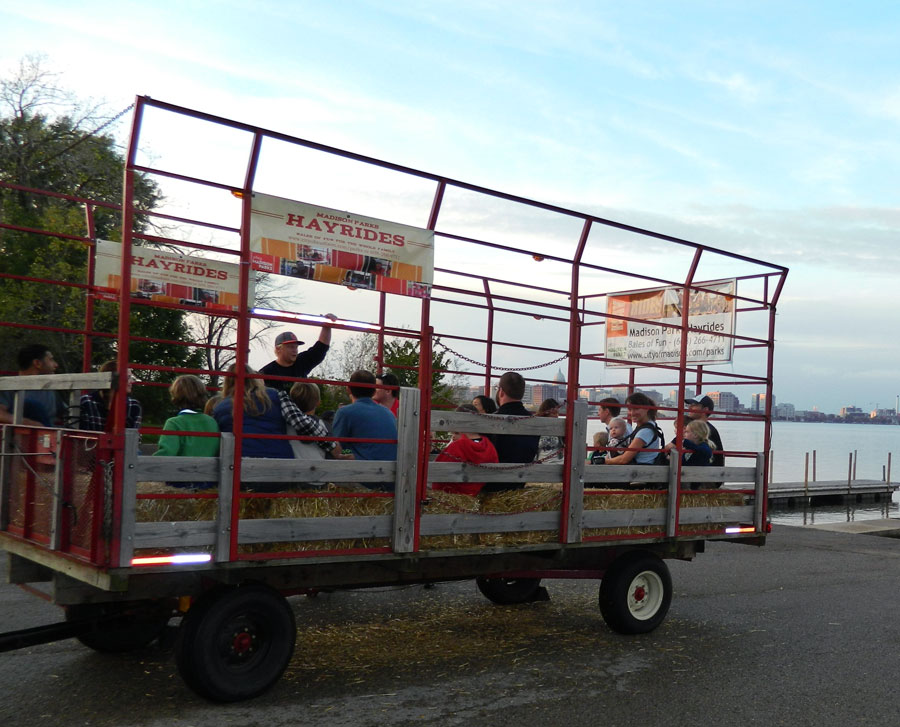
[248,192,434,298]
[605,279,737,367]
[93,240,249,310]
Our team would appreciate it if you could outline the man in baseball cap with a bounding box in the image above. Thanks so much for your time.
[260,314,338,392]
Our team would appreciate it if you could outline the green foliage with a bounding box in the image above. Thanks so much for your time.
[0,58,200,424]
[382,338,456,408]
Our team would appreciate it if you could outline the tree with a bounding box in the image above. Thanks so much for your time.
[315,332,461,411]
[0,56,201,422]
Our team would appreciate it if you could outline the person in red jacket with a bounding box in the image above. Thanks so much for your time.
[433,405,498,496]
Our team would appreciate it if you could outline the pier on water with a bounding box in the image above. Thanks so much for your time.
[761,449,896,505]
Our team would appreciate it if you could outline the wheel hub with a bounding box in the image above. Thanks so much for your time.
[231,627,256,656]
[633,586,646,602]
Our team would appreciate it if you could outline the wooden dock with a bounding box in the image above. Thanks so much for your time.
[764,479,897,505]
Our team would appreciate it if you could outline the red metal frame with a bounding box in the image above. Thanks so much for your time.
[0,95,787,567]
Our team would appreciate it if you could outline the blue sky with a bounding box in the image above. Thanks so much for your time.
[2,1,900,413]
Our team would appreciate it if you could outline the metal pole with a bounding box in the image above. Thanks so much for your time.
[847,453,853,492]
[852,449,857,480]
[888,452,892,484]
[812,450,816,481]
[804,452,809,497]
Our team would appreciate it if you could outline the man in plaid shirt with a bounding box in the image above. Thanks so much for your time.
[79,361,142,431]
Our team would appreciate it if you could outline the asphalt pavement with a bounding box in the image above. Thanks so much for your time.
[3,525,900,727]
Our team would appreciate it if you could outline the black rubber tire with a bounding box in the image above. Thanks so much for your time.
[66,600,171,653]
[476,577,542,605]
[598,552,672,635]
[175,584,296,702]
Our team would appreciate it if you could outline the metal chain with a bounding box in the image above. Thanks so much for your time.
[43,103,135,164]
[434,337,568,373]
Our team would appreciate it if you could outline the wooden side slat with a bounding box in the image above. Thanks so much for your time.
[214,434,234,563]
[0,372,114,391]
[565,400,588,543]
[117,429,140,566]
[132,520,217,548]
[239,516,392,543]
[133,457,397,483]
[420,511,559,535]
[392,387,419,553]
[430,411,564,436]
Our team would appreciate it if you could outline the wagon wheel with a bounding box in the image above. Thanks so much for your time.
[476,577,543,605]
[175,584,296,702]
[598,551,672,634]
[66,600,172,653]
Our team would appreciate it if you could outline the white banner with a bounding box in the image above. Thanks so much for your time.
[93,240,250,310]
[605,280,736,367]
[249,193,434,298]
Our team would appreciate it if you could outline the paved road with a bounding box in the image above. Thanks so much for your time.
[3,526,900,727]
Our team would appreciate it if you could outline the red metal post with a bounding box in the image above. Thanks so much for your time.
[108,97,146,568]
[82,204,97,373]
[483,279,494,395]
[559,219,591,543]
[228,131,264,561]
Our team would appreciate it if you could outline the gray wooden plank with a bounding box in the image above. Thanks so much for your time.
[666,456,679,537]
[214,434,235,563]
[581,505,753,529]
[132,520,216,548]
[565,400,588,543]
[582,508,665,528]
[420,511,560,535]
[117,429,140,566]
[582,465,670,484]
[135,457,219,481]
[240,458,396,483]
[430,411,564,436]
[427,462,565,483]
[238,515,392,543]
[133,457,398,483]
[754,452,765,530]
[679,505,754,525]
[392,387,419,553]
[0,372,114,391]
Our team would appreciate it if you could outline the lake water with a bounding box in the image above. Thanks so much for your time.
[586,419,900,525]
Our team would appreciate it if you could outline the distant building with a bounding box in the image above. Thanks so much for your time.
[774,403,795,420]
[708,391,740,413]
[840,406,867,423]
[751,393,775,412]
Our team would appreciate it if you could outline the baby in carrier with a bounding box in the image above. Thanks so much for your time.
[590,417,629,464]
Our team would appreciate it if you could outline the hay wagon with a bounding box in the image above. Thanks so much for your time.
[0,97,786,702]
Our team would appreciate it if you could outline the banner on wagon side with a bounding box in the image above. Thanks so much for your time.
[605,279,736,367]
[93,240,249,311]
[249,192,434,298]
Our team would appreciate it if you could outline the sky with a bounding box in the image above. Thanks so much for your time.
[2,0,900,414]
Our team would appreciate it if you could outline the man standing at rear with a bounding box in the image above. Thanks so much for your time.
[483,371,538,493]
[688,395,725,480]
[260,313,338,392]
[0,344,65,426]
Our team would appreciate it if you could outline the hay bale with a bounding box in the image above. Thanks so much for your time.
[475,485,561,546]
[240,485,395,554]
[420,489,481,549]
[581,489,747,538]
